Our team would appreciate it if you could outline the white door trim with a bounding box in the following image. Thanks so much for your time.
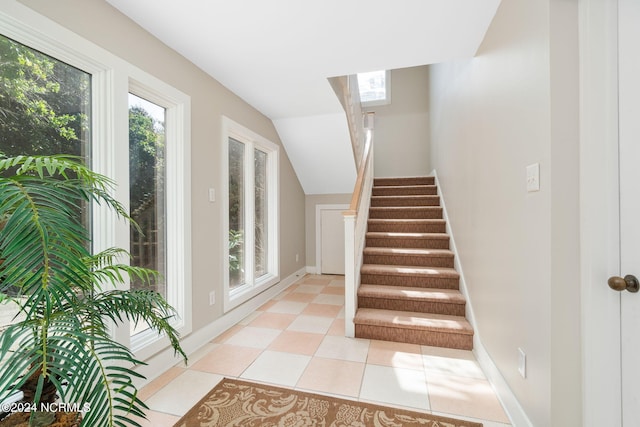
[315,204,349,274]
[579,0,621,424]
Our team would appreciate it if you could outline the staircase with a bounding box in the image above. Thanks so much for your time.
[353,176,474,350]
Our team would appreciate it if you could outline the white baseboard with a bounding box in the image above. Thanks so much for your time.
[431,170,532,427]
[474,338,533,427]
[133,267,307,387]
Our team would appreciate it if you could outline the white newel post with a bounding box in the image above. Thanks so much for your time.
[344,211,356,337]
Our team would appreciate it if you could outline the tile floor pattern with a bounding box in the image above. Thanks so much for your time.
[135,274,512,427]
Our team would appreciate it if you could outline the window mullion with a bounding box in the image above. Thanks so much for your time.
[245,141,256,288]
[267,150,279,276]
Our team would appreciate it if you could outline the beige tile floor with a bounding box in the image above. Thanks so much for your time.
[136,274,512,426]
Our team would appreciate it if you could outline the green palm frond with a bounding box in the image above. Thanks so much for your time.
[0,154,186,427]
[0,317,147,427]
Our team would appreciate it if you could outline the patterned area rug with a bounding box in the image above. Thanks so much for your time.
[174,378,482,427]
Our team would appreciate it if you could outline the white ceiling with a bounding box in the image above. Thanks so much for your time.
[107,0,500,193]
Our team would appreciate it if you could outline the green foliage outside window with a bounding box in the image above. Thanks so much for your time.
[0,34,183,426]
[0,35,90,159]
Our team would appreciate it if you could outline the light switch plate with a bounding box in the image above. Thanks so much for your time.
[518,347,527,378]
[208,188,216,202]
[526,163,540,192]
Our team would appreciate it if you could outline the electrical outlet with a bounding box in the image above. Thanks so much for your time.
[296,253,299,262]
[518,348,527,378]
[209,291,216,305]
[526,163,540,192]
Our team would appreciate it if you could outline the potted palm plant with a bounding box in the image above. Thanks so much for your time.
[0,154,187,427]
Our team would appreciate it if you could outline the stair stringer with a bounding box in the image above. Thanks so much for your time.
[431,170,533,427]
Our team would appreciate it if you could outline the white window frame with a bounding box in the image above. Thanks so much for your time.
[357,69,391,107]
[127,79,192,359]
[222,116,279,312]
[0,3,192,362]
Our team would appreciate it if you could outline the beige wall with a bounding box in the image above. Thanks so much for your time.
[429,0,580,425]
[304,194,352,269]
[19,0,306,332]
[364,66,430,178]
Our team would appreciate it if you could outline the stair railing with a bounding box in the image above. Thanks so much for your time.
[343,124,374,339]
[328,75,367,168]
[329,73,374,337]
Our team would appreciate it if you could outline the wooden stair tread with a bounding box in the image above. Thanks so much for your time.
[369,206,443,220]
[355,308,473,334]
[366,219,447,234]
[373,184,436,190]
[374,177,435,186]
[371,194,438,198]
[371,195,439,201]
[368,206,444,216]
[363,247,454,257]
[358,284,465,303]
[366,232,449,239]
[373,185,437,193]
[361,264,459,278]
[363,247,455,269]
[369,206,442,210]
[368,219,446,224]
[372,185,438,196]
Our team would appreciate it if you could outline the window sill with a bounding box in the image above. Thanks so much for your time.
[224,274,280,313]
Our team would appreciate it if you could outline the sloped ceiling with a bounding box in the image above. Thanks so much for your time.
[106,0,500,194]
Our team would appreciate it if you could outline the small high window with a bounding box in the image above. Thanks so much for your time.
[357,70,391,106]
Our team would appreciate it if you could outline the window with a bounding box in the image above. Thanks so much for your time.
[0,33,91,331]
[0,9,192,362]
[228,141,269,289]
[228,137,246,290]
[128,93,167,337]
[223,117,279,311]
[0,35,91,159]
[126,81,191,358]
[357,69,391,106]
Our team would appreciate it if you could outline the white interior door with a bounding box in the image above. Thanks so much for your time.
[320,209,346,275]
[617,0,640,423]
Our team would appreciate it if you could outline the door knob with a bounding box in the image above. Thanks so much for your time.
[608,275,640,293]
